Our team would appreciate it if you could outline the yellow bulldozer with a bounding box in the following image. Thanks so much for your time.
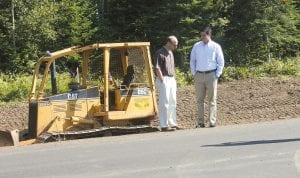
[0,42,159,147]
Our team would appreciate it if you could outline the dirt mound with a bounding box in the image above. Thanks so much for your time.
[0,103,28,131]
[177,77,300,128]
[0,77,299,131]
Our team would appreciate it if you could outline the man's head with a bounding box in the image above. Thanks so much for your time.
[200,26,212,43]
[165,35,178,51]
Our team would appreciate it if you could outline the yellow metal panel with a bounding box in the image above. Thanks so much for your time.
[75,44,99,52]
[120,48,129,74]
[115,89,123,111]
[115,89,154,111]
[47,117,71,133]
[82,51,91,88]
[106,111,155,120]
[50,46,79,59]
[87,98,101,118]
[19,139,36,146]
[125,96,153,111]
[51,100,88,119]
[96,42,150,48]
[37,61,52,99]
[103,48,110,112]
[36,101,53,136]
[142,46,158,114]
[67,100,88,118]
[29,60,42,100]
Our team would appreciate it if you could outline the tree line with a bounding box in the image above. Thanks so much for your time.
[0,0,299,73]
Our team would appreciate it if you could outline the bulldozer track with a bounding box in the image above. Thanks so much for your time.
[36,125,159,143]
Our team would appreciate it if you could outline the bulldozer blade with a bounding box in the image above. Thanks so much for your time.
[0,130,19,147]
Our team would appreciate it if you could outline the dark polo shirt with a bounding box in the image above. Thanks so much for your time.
[154,47,175,77]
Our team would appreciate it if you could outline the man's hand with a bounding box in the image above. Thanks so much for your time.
[160,77,164,83]
[156,68,164,84]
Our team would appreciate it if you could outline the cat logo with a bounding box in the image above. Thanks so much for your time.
[68,93,78,100]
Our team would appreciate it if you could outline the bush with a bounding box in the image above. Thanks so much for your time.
[177,57,299,84]
[257,58,299,76]
[0,73,73,103]
[175,68,193,87]
[220,57,299,81]
[221,67,251,80]
[0,74,32,102]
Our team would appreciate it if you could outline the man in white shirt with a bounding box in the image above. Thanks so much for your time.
[190,26,224,128]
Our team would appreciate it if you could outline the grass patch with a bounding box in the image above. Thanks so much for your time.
[175,68,194,87]
[221,58,299,80]
[0,74,32,103]
[176,57,299,86]
[0,57,298,103]
[0,73,73,103]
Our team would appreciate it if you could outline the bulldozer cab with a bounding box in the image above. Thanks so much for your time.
[27,42,158,139]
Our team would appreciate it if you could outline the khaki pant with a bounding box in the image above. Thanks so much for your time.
[194,71,218,126]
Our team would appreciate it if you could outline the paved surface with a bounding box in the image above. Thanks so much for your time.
[1,119,300,178]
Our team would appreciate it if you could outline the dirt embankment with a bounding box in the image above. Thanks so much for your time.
[176,77,300,128]
[0,77,299,131]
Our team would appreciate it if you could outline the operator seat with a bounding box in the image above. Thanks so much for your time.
[121,65,135,87]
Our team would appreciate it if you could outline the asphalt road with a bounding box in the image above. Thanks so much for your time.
[1,118,300,178]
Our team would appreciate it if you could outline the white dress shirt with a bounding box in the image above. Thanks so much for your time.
[190,40,224,77]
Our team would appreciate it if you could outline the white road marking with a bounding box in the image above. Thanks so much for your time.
[294,150,300,172]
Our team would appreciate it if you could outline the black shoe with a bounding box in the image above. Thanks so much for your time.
[197,124,205,128]
[161,127,176,132]
[209,124,216,128]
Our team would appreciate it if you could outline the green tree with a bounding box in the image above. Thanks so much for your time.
[0,0,96,73]
[0,0,299,74]
[0,0,17,72]
[224,0,300,65]
[104,0,229,69]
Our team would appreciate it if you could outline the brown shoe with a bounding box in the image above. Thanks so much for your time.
[171,126,183,130]
[209,124,216,128]
[197,124,205,128]
[161,127,176,132]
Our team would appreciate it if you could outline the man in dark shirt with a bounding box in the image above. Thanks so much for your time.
[154,36,179,131]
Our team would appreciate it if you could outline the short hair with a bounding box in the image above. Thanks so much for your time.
[166,35,178,44]
[202,26,212,35]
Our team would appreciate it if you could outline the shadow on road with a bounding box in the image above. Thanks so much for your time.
[202,138,300,147]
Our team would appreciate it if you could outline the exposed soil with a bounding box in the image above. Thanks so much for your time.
[0,77,299,131]
[176,77,300,129]
[0,103,28,131]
